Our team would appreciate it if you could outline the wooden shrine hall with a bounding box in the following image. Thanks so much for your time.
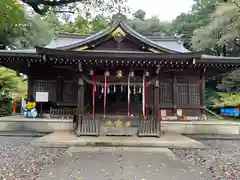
[1,18,240,137]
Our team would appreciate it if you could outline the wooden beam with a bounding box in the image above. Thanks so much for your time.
[36,47,202,61]
[158,105,204,109]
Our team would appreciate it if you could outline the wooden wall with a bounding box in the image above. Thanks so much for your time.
[156,69,203,116]
[28,65,204,116]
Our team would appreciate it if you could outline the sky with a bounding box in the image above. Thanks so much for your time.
[127,0,194,21]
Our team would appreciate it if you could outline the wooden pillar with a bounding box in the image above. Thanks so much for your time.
[77,75,84,115]
[172,73,177,115]
[153,80,159,119]
[27,75,34,98]
[200,68,205,114]
[77,62,84,117]
[76,73,84,136]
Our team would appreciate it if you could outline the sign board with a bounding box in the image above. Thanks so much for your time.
[220,107,240,117]
[160,109,166,116]
[176,109,182,116]
[36,92,49,102]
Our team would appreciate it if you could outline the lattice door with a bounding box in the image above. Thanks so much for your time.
[63,80,78,103]
[159,83,172,105]
[177,83,189,105]
[189,84,200,105]
[33,80,56,102]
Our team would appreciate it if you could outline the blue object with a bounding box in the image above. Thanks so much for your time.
[220,107,240,117]
[23,107,38,118]
[30,108,38,118]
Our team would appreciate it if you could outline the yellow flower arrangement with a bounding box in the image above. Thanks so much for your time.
[125,121,131,127]
[25,102,36,109]
[115,119,122,128]
[104,120,113,126]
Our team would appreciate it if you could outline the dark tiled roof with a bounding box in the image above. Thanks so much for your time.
[45,21,190,53]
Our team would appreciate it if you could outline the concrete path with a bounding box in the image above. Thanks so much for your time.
[36,147,211,180]
[31,132,205,149]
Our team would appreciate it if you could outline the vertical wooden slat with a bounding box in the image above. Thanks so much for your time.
[77,75,84,116]
[138,118,160,137]
[172,73,177,115]
[27,75,34,98]
[56,77,62,102]
[200,68,205,114]
[153,80,159,120]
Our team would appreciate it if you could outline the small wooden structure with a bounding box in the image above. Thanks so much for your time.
[1,18,240,137]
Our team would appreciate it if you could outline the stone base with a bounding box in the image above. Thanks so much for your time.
[1,115,240,135]
[100,126,138,136]
[31,131,206,149]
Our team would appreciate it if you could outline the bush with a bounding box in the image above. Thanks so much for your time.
[0,89,12,117]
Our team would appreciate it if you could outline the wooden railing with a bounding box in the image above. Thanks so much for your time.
[49,107,76,118]
[138,117,161,137]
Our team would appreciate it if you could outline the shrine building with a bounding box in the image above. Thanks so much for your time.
[1,19,240,137]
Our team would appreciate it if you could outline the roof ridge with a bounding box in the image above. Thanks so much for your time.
[146,36,181,40]
[58,32,90,39]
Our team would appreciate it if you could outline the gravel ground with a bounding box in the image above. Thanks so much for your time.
[171,139,240,180]
[0,137,66,180]
[1,137,240,180]
[37,147,210,180]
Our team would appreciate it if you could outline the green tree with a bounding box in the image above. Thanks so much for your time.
[217,69,240,92]
[60,14,108,34]
[171,0,220,50]
[133,9,146,21]
[0,0,25,49]
[128,11,172,36]
[0,0,56,49]
[0,67,26,95]
[191,1,240,56]
[0,67,27,116]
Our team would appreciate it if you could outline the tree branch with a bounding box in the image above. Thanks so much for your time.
[232,39,240,47]
[35,0,82,6]
[232,0,240,9]
[22,0,85,14]
[224,0,240,9]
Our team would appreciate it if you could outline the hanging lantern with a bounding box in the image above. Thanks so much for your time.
[139,87,142,93]
[89,70,94,75]
[145,71,149,76]
[116,70,123,78]
[129,70,134,77]
[105,70,110,76]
